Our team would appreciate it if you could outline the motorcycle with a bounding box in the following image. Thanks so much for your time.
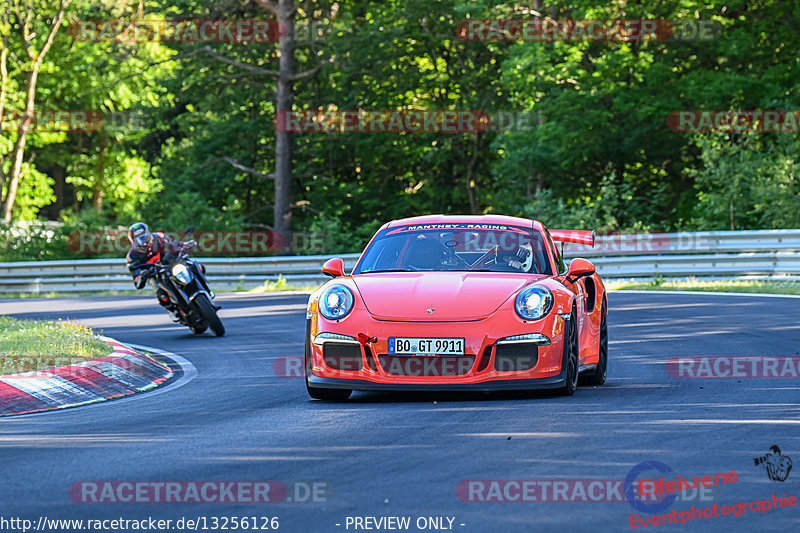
[142,228,225,336]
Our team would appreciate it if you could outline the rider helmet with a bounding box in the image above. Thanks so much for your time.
[128,222,153,249]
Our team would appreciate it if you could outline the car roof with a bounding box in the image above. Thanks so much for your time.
[385,214,543,231]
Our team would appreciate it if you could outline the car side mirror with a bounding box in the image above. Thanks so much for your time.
[566,258,596,283]
[322,257,345,278]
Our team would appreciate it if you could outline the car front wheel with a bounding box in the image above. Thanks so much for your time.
[558,307,579,396]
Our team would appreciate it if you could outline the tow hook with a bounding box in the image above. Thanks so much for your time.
[357,333,378,345]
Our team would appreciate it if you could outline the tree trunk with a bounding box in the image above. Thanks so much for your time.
[92,133,107,213]
[530,2,545,201]
[0,44,7,138]
[729,194,735,230]
[51,164,64,218]
[2,0,70,221]
[464,134,481,214]
[2,66,40,221]
[273,0,295,240]
[535,108,544,195]
[0,4,9,141]
[0,40,8,193]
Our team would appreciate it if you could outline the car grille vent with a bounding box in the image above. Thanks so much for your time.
[378,355,475,376]
[323,342,363,371]
[494,344,538,372]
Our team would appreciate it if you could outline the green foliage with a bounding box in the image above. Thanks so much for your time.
[0,209,119,261]
[0,221,65,262]
[1,0,799,261]
[688,132,800,230]
[3,163,57,220]
[263,275,288,291]
[520,174,654,233]
[306,214,383,254]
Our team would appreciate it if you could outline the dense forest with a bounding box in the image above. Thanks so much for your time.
[0,0,798,259]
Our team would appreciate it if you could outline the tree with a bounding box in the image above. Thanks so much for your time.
[2,0,71,221]
[689,132,800,230]
[173,0,334,237]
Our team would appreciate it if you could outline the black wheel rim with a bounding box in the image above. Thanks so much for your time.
[598,306,608,378]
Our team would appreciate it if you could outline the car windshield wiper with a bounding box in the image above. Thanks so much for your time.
[360,269,411,273]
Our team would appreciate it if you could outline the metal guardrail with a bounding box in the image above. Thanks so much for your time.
[0,230,798,294]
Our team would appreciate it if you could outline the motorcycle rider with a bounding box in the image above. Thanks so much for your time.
[126,222,198,321]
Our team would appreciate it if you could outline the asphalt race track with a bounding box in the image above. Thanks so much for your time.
[0,291,798,532]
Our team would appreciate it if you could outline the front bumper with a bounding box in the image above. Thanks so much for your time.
[306,375,568,392]
[307,311,570,391]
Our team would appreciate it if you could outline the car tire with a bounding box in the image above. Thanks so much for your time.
[581,298,608,386]
[304,320,352,401]
[558,306,579,396]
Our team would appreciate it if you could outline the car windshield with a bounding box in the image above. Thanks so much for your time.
[353,224,552,275]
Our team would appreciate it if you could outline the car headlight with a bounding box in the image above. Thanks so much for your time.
[319,285,355,320]
[171,263,191,284]
[514,285,553,321]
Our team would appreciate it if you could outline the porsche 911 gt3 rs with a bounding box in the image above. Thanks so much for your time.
[304,214,608,400]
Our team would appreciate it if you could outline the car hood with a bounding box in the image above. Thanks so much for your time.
[352,272,547,321]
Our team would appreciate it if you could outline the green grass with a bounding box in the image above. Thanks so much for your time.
[249,276,319,293]
[0,316,112,375]
[606,278,800,295]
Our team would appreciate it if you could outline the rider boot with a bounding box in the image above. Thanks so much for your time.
[156,289,181,322]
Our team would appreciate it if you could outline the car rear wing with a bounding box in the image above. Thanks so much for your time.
[549,229,596,247]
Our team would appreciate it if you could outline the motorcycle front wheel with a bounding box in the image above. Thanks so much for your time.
[194,293,225,336]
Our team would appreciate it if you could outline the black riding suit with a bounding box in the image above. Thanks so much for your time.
[126,232,194,310]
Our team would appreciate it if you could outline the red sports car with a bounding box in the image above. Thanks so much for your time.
[304,215,607,400]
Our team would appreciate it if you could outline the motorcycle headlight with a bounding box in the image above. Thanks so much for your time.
[514,285,553,321]
[171,263,191,284]
[319,285,355,320]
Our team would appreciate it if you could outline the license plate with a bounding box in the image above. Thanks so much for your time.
[388,337,465,356]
